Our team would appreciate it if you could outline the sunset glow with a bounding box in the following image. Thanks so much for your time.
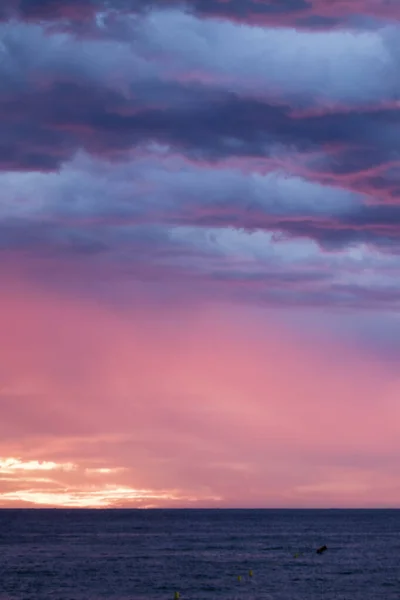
[1,0,400,508]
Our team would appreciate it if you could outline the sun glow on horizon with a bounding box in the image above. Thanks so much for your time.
[0,458,77,473]
[0,486,210,508]
[0,455,222,508]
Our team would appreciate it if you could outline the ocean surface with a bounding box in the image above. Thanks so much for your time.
[0,509,399,600]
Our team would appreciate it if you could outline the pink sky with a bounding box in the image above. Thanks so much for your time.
[1,0,400,509]
[1,279,399,508]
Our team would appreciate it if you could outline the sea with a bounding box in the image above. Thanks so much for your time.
[0,509,399,600]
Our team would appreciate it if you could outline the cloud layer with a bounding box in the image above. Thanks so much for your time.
[1,0,400,507]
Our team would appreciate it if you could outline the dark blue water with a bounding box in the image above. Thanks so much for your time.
[0,509,399,600]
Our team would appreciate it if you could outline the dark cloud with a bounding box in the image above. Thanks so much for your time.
[2,0,95,21]
[273,217,400,250]
[1,75,398,202]
[175,202,400,250]
[173,0,311,18]
[0,76,399,252]
[0,121,74,171]
[2,147,400,254]
[1,0,400,312]
[3,0,398,29]
[0,0,312,23]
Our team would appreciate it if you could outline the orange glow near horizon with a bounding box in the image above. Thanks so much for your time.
[1,280,400,508]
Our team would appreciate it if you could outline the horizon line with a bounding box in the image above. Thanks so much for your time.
[0,506,399,510]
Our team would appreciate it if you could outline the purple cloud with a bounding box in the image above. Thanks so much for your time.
[0,1,399,313]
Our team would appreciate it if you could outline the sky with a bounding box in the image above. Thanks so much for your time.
[0,0,400,509]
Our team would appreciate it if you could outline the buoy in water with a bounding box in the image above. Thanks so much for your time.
[237,575,242,582]
[174,592,180,599]
[249,569,253,577]
[316,545,327,554]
